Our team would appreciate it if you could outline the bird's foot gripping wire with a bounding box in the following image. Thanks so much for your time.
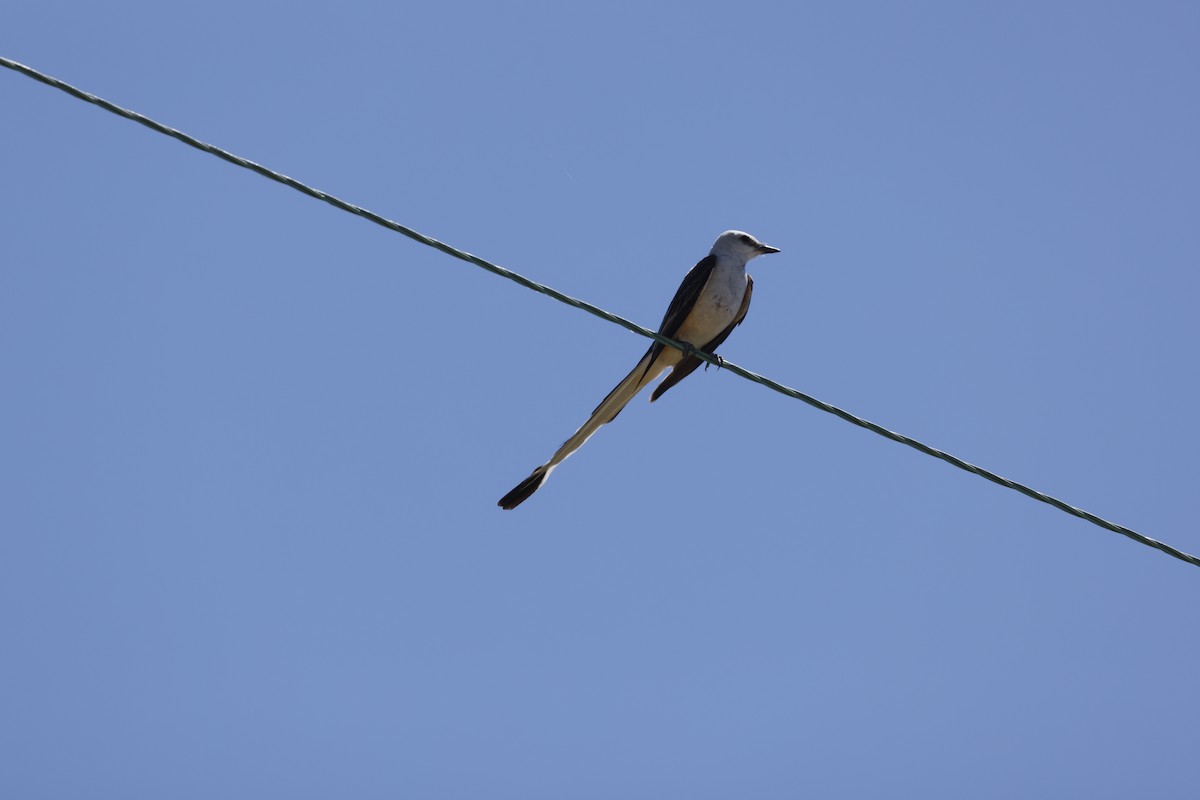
[676,343,720,371]
[680,341,722,371]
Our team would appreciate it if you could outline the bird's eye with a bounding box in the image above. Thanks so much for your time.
[738,234,751,244]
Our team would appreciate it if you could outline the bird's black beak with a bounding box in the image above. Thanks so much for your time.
[758,244,781,254]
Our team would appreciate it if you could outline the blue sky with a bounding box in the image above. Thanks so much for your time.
[3,2,1198,797]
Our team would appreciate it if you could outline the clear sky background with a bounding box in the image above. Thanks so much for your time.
[3,3,1198,797]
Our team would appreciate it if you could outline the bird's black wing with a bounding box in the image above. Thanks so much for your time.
[639,253,718,378]
[656,254,718,341]
[595,254,719,421]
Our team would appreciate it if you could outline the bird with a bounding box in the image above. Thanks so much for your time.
[498,230,780,509]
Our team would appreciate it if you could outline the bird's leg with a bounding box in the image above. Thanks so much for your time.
[679,340,722,371]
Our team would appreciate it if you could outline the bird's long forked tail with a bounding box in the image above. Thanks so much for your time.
[498,347,664,509]
[497,465,550,510]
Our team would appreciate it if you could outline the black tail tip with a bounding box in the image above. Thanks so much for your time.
[498,467,548,510]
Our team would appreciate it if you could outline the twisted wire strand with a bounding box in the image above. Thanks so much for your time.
[4,56,1195,568]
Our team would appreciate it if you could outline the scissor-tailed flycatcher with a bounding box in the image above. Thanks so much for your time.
[498,230,780,509]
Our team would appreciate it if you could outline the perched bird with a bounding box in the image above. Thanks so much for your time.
[498,230,780,509]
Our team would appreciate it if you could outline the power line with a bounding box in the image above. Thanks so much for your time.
[4,55,1196,569]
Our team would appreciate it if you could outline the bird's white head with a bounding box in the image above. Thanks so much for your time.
[710,230,780,262]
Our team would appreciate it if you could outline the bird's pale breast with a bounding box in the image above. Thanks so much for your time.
[673,260,747,346]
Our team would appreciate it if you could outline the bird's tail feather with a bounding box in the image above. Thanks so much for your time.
[497,347,664,509]
[498,465,551,510]
[548,347,660,468]
[649,355,704,402]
